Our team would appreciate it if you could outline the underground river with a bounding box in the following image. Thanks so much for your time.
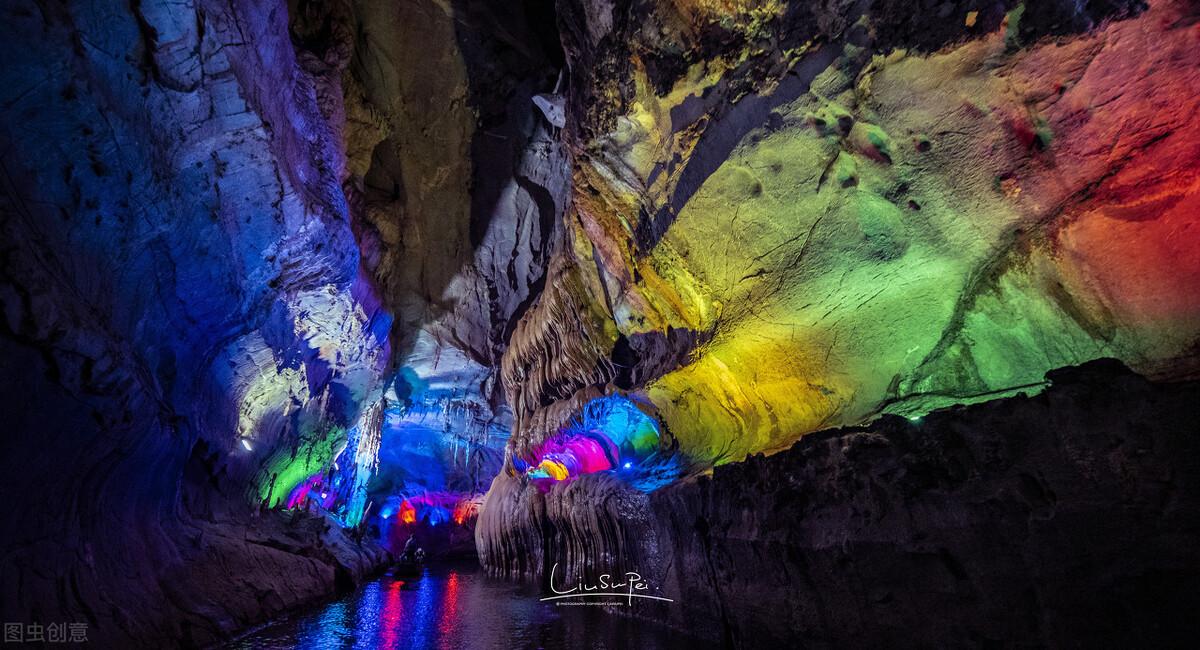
[226,562,716,650]
[4,0,1200,646]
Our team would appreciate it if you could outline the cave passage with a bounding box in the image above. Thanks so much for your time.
[2,0,1199,647]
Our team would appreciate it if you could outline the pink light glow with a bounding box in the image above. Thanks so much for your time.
[285,474,330,510]
[379,578,404,648]
[437,572,460,645]
[524,432,618,489]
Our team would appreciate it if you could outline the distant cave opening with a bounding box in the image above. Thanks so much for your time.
[279,396,495,561]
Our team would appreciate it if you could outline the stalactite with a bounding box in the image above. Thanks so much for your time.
[501,255,619,458]
[342,399,384,527]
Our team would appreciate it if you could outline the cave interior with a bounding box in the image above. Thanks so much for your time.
[1,0,1199,647]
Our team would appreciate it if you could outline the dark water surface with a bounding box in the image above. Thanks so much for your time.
[226,561,716,650]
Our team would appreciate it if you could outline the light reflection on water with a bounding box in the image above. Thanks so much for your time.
[227,562,715,650]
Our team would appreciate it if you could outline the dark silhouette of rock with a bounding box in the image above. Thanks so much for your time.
[479,360,1200,647]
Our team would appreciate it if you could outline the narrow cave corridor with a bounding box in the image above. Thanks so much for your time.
[1,0,1199,648]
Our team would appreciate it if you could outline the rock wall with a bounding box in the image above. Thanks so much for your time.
[478,359,1200,646]
[341,0,569,501]
[496,0,1200,466]
[2,0,1198,646]
[0,1,392,646]
[0,0,569,644]
[478,2,1200,644]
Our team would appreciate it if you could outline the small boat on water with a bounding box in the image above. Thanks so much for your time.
[393,551,425,578]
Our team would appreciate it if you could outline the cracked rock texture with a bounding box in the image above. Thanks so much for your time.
[1,0,389,646]
[480,0,1200,643]
[495,0,1199,467]
[1,0,567,645]
[479,359,1200,647]
[2,0,1199,646]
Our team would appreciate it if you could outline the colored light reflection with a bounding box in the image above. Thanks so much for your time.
[379,578,404,649]
[522,394,661,488]
[452,500,477,525]
[410,566,436,647]
[311,601,350,648]
[381,492,478,528]
[438,572,460,645]
[233,564,713,648]
[378,492,482,553]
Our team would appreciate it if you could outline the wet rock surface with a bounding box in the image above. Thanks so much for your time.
[156,510,391,647]
[479,360,1200,646]
[0,0,572,641]
[502,0,1200,467]
[1,0,1198,646]
[1,0,393,645]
